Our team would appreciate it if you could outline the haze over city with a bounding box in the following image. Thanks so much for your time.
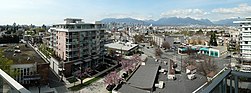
[0,0,251,25]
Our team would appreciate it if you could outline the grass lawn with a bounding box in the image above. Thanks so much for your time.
[69,77,102,91]
[67,77,78,83]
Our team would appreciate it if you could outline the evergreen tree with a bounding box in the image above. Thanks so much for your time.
[209,31,218,46]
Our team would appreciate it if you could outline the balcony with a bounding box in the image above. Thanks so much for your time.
[66,35,78,39]
[242,33,251,36]
[66,48,79,51]
[66,54,78,58]
[240,47,251,50]
[240,43,251,46]
[66,42,78,45]
[0,69,30,93]
[241,30,251,32]
[240,38,251,41]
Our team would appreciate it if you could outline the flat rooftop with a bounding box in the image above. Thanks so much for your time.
[118,58,159,93]
[0,44,45,64]
[105,42,138,51]
[127,64,159,89]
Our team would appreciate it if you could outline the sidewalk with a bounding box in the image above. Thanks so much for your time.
[29,85,57,93]
[66,64,118,88]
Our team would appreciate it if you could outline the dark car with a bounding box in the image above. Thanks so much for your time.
[106,84,116,91]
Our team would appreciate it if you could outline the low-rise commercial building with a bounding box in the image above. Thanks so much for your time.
[105,42,138,55]
[0,44,49,86]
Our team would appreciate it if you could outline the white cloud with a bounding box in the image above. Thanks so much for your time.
[161,9,209,19]
[210,3,251,20]
[212,3,251,14]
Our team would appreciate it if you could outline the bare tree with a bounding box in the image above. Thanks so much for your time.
[186,47,198,56]
[155,48,163,57]
[76,71,87,84]
[149,40,157,46]
[161,41,170,50]
[196,56,218,76]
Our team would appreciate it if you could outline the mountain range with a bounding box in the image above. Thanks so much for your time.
[101,17,242,26]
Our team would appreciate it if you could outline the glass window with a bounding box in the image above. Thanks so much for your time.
[245,41,248,44]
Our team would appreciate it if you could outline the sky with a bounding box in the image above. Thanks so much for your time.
[0,0,251,25]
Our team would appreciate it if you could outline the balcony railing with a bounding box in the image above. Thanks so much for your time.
[66,48,79,51]
[0,69,31,93]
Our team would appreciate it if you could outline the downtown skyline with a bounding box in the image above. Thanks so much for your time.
[0,0,251,25]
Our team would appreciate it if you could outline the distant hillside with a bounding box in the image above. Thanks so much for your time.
[101,17,244,26]
[101,17,214,26]
[213,18,243,25]
[101,18,145,24]
[152,17,214,25]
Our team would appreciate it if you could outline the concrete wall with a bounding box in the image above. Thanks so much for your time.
[56,32,66,60]
[50,57,60,75]
[37,63,49,85]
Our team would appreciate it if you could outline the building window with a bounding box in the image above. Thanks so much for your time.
[245,41,248,44]
[245,28,248,30]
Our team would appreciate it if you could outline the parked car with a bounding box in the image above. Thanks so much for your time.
[106,84,116,91]
[14,50,21,53]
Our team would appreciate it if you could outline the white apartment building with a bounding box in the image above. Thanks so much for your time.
[234,18,251,64]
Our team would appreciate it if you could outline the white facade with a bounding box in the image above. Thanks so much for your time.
[234,18,251,61]
[11,64,37,84]
[152,35,164,47]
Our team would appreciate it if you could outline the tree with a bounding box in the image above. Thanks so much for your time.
[209,31,218,46]
[180,31,188,36]
[0,50,19,77]
[120,54,142,73]
[149,40,156,46]
[184,54,218,76]
[120,59,134,72]
[186,47,198,56]
[130,54,142,63]
[188,31,194,36]
[155,48,163,57]
[196,29,203,35]
[76,70,87,84]
[107,48,116,57]
[197,57,218,76]
[198,40,204,45]
[161,41,170,49]
[133,35,144,43]
[104,71,121,86]
[188,39,195,45]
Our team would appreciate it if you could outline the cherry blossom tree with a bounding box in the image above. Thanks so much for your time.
[130,54,142,64]
[120,54,142,73]
[120,59,134,72]
[104,71,121,86]
[76,71,87,84]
